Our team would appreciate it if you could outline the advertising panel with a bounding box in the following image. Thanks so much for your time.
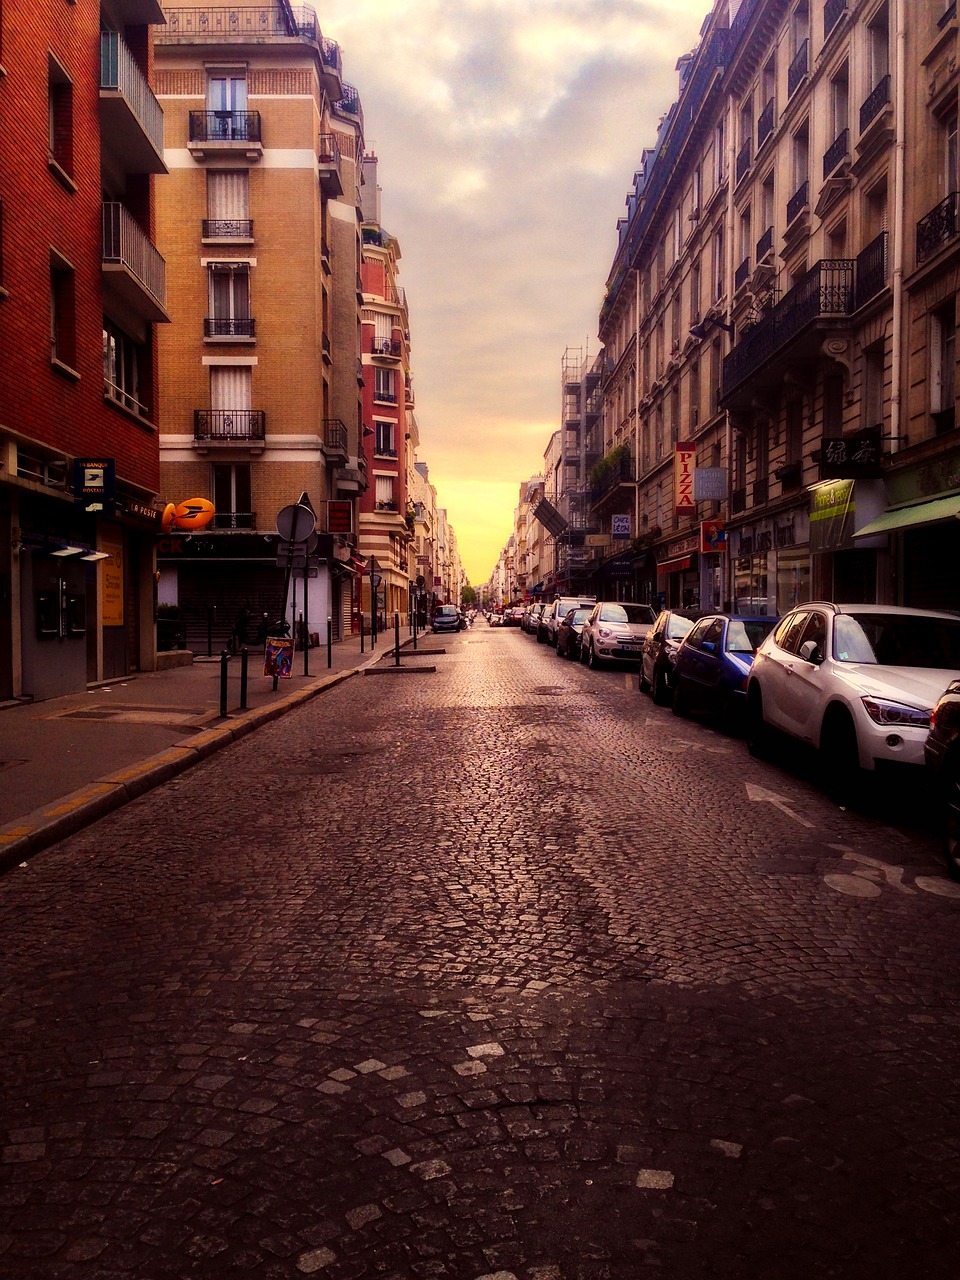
[674,442,696,514]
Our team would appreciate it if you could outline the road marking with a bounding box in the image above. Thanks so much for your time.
[745,783,816,828]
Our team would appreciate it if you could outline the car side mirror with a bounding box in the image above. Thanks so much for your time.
[702,640,716,654]
[799,639,821,664]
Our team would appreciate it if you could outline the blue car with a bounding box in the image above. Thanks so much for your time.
[671,614,777,725]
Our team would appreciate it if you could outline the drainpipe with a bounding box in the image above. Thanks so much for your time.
[890,0,906,458]
[724,90,737,612]
[635,267,642,553]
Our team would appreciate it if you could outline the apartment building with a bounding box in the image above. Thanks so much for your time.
[0,0,168,700]
[153,1,366,647]
[594,0,960,617]
[358,153,412,624]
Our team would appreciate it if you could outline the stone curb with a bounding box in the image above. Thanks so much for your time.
[0,662,368,875]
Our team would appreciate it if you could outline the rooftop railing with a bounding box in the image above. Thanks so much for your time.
[159,6,323,42]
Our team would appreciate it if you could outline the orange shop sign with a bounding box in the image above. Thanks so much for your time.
[674,442,696,514]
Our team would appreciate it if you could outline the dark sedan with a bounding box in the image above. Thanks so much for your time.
[555,606,592,660]
[640,609,702,704]
[925,679,960,880]
[672,614,777,725]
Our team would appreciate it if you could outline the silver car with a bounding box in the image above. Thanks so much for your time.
[580,602,656,668]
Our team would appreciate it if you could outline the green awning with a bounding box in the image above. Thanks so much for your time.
[854,493,960,538]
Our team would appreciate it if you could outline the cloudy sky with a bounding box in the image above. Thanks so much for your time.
[320,0,713,584]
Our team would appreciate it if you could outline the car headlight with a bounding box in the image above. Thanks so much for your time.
[860,696,931,729]
[598,627,616,638]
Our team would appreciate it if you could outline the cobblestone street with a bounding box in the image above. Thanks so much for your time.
[1,628,958,1279]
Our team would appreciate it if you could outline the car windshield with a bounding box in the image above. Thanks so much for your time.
[726,619,776,653]
[833,612,960,667]
[568,608,591,625]
[665,615,696,640]
[436,606,458,617]
[599,604,653,624]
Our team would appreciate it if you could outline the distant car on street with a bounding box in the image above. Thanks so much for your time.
[432,604,465,633]
[522,602,546,634]
[579,601,656,668]
[925,678,960,880]
[672,614,777,725]
[555,606,593,660]
[746,602,960,799]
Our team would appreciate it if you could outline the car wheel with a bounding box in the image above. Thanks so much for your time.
[671,678,689,717]
[819,707,863,804]
[652,665,671,706]
[579,641,589,665]
[942,756,960,881]
[746,686,772,759]
[587,642,603,670]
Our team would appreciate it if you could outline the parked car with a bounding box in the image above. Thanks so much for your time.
[746,602,960,798]
[501,606,523,627]
[538,595,597,645]
[641,609,703,703]
[924,678,960,880]
[555,606,593,660]
[522,602,546,634]
[432,604,464,633]
[579,602,656,668]
[672,614,777,724]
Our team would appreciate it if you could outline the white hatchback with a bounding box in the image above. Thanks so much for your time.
[580,601,657,668]
[746,602,960,788]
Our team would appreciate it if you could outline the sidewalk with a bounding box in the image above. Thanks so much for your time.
[0,629,419,871]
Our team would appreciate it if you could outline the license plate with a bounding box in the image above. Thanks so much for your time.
[619,643,640,651]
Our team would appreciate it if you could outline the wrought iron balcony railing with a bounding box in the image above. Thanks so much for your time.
[373,391,398,405]
[860,74,891,133]
[756,225,774,260]
[917,192,960,263]
[823,128,849,178]
[757,98,775,149]
[786,179,809,225]
[855,232,888,307]
[593,452,635,502]
[735,256,751,290]
[204,317,255,338]
[202,219,253,238]
[722,258,855,400]
[788,39,809,97]
[323,418,348,452]
[824,0,848,38]
[101,202,166,311]
[160,6,323,42]
[320,37,342,78]
[736,139,752,184]
[194,409,265,442]
[99,30,164,164]
[371,337,402,358]
[939,1,957,31]
[189,110,261,143]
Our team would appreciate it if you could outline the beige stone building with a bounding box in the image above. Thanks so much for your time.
[596,0,960,617]
[154,1,366,647]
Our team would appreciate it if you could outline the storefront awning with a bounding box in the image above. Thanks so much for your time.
[853,493,960,539]
[657,555,692,575]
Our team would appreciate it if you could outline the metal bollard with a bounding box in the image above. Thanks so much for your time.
[327,616,332,668]
[360,612,365,655]
[219,649,229,717]
[239,646,248,709]
[394,611,400,666]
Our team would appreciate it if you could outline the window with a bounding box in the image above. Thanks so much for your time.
[944,110,958,197]
[103,320,147,417]
[374,367,395,402]
[206,170,250,236]
[48,54,74,182]
[867,3,889,92]
[207,263,252,338]
[831,65,849,141]
[50,251,76,369]
[690,258,701,322]
[212,463,252,527]
[375,475,395,509]
[863,343,884,428]
[374,420,395,455]
[207,72,247,138]
[931,299,957,433]
[714,118,725,187]
[211,364,251,411]
[713,226,724,301]
[692,164,702,215]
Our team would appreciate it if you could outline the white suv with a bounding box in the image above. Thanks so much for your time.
[746,602,960,793]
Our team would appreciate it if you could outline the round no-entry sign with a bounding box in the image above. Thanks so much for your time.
[276,503,316,543]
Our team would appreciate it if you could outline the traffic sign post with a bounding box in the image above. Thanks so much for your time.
[272,502,316,688]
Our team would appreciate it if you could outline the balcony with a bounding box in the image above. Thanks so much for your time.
[334,83,363,132]
[756,225,774,261]
[788,39,809,98]
[371,337,402,360]
[318,133,342,197]
[854,232,888,307]
[202,218,254,241]
[211,512,256,530]
[786,179,809,227]
[736,139,752,185]
[101,202,168,323]
[322,417,349,463]
[193,408,265,445]
[859,74,891,134]
[159,5,324,45]
[721,258,855,404]
[99,31,166,174]
[917,192,960,264]
[204,316,256,341]
[775,462,803,489]
[590,449,634,510]
[373,390,398,405]
[319,36,343,99]
[735,256,751,291]
[824,0,848,39]
[757,98,775,150]
[940,1,958,31]
[823,128,849,178]
[188,110,262,160]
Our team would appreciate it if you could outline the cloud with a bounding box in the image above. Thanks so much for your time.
[320,0,712,582]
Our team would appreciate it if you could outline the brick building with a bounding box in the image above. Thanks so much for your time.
[153,1,367,648]
[0,0,168,700]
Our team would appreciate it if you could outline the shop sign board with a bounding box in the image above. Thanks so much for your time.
[693,467,726,502]
[674,442,696,514]
[809,482,854,552]
[74,457,116,515]
[819,427,882,480]
[326,500,353,534]
[700,521,727,554]
[611,514,632,539]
